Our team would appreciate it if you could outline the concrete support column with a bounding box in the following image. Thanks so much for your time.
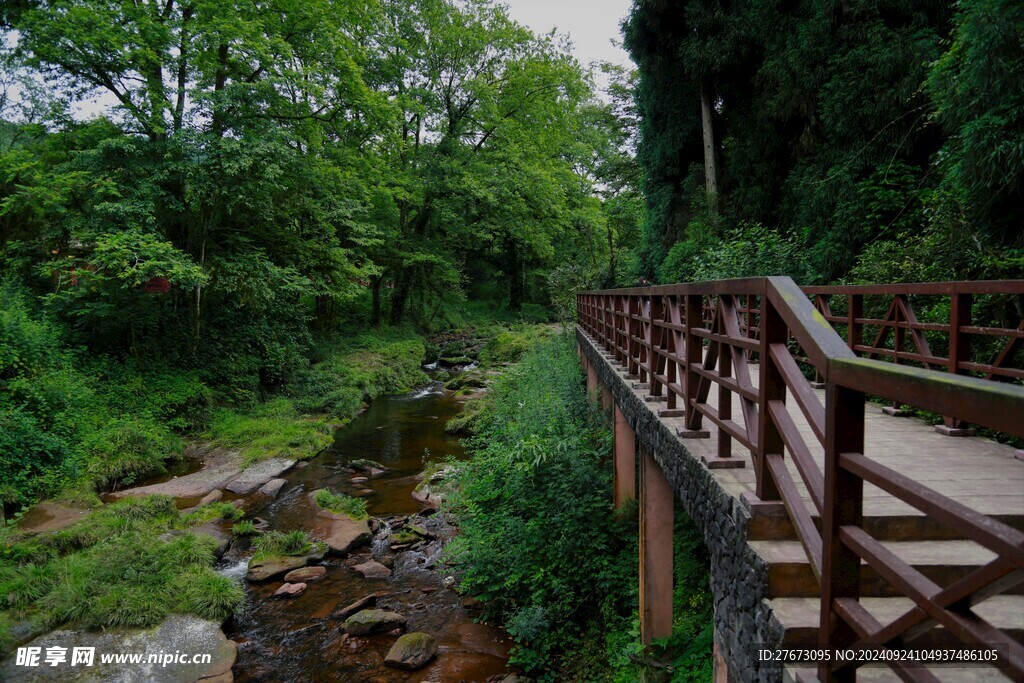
[614,406,636,509]
[640,447,674,645]
[600,383,613,415]
[586,357,598,397]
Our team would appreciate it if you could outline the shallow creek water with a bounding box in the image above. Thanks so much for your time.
[221,382,513,682]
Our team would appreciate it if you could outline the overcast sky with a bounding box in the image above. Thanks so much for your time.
[502,0,634,70]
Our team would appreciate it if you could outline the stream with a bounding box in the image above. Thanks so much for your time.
[220,379,513,682]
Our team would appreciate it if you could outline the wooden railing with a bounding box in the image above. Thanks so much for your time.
[577,278,1024,682]
[805,282,1024,430]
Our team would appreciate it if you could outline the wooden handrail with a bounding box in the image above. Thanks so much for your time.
[576,278,1024,682]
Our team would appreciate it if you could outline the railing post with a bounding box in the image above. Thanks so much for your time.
[666,295,679,412]
[614,405,636,509]
[847,294,863,353]
[718,295,734,460]
[650,294,664,397]
[756,294,784,501]
[639,446,673,646]
[938,292,975,435]
[819,383,864,683]
[683,294,703,432]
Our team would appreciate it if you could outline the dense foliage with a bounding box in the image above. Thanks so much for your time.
[447,335,712,680]
[0,0,643,517]
[624,0,1024,284]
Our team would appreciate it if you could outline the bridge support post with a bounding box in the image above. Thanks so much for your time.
[585,355,598,398]
[601,383,613,416]
[614,406,636,509]
[640,447,673,646]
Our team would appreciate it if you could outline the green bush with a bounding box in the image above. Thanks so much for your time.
[478,325,553,365]
[447,334,713,680]
[83,417,181,490]
[287,328,428,420]
[313,489,368,520]
[658,223,811,284]
[446,334,638,677]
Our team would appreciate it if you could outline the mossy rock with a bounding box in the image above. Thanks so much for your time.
[342,609,407,635]
[389,529,420,546]
[385,632,437,670]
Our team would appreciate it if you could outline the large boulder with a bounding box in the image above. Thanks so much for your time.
[274,582,307,598]
[353,560,391,579]
[313,510,371,556]
[108,449,244,502]
[225,458,296,495]
[384,632,437,670]
[411,466,455,509]
[284,565,326,582]
[0,615,236,682]
[334,594,378,620]
[246,546,327,582]
[342,609,407,636]
[257,478,287,498]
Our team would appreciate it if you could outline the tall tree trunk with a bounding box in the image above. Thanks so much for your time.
[607,224,617,286]
[370,275,382,327]
[192,236,204,353]
[173,6,193,133]
[390,272,409,325]
[700,85,719,217]
[507,238,524,311]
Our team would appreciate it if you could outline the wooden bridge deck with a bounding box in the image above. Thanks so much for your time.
[587,338,1024,682]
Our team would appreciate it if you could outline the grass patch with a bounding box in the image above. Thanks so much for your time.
[172,568,245,622]
[251,530,321,560]
[0,496,243,650]
[187,501,244,524]
[478,325,554,365]
[0,611,12,653]
[313,489,368,520]
[231,520,259,537]
[205,398,333,465]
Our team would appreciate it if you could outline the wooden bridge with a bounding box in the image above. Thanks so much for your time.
[575,278,1024,683]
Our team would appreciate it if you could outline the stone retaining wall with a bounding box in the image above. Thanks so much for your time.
[577,328,784,683]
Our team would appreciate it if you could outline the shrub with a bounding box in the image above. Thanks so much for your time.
[658,223,811,284]
[313,489,367,520]
[83,417,181,490]
[478,325,552,365]
[446,334,638,676]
